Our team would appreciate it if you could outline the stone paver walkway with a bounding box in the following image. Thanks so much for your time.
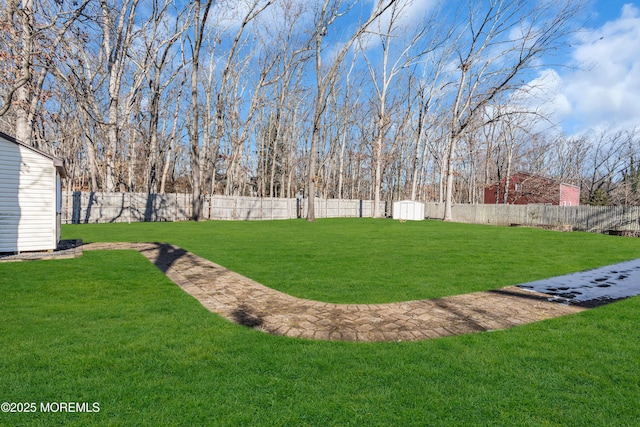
[84,242,586,342]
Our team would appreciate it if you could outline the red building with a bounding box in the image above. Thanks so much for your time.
[484,172,580,206]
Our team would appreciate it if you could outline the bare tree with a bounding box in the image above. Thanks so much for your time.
[209,1,274,197]
[477,100,541,204]
[260,1,311,198]
[0,0,90,143]
[97,0,141,191]
[186,0,213,220]
[408,41,451,202]
[130,0,187,193]
[617,129,640,205]
[580,128,628,205]
[358,0,437,216]
[6,0,36,143]
[306,0,398,221]
[441,0,584,221]
[159,81,185,195]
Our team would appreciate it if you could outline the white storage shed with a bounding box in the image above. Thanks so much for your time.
[0,131,66,253]
[392,200,425,221]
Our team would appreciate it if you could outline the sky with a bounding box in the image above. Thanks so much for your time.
[543,0,640,135]
[164,0,639,138]
[339,0,640,137]
[356,0,640,137]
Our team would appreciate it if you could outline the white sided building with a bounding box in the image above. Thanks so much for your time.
[0,131,66,253]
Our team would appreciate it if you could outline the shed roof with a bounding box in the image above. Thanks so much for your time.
[0,131,66,178]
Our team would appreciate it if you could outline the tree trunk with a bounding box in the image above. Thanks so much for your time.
[373,111,385,217]
[85,136,99,191]
[14,0,34,144]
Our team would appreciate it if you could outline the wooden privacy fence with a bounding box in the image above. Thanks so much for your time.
[61,192,640,233]
[424,202,640,234]
[62,192,384,224]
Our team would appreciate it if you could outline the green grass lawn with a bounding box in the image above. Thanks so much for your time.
[64,218,640,303]
[1,219,640,426]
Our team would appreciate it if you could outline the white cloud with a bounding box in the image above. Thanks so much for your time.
[525,69,572,117]
[252,0,315,32]
[358,0,439,51]
[374,0,438,30]
[548,3,640,133]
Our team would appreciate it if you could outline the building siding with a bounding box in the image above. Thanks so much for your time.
[560,183,580,206]
[484,172,580,206]
[0,135,57,252]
